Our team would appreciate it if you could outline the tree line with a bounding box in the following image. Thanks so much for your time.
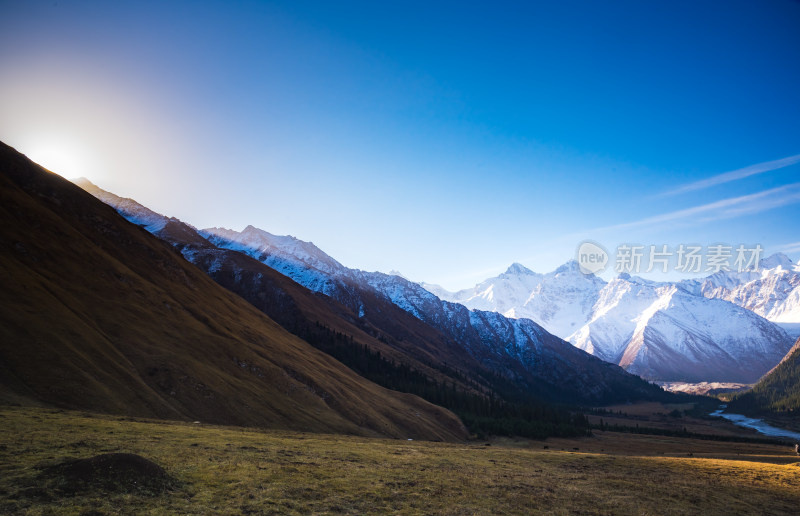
[299,321,591,439]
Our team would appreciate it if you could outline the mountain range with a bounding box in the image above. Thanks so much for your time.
[75,178,668,413]
[0,141,466,440]
[679,254,800,326]
[76,173,797,388]
[422,259,797,384]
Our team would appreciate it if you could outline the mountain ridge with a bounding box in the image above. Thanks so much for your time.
[0,142,467,441]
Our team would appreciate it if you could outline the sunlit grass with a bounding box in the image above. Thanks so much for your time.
[1,406,799,514]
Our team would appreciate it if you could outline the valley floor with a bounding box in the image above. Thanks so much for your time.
[1,406,799,515]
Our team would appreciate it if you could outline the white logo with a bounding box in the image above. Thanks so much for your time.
[576,241,609,275]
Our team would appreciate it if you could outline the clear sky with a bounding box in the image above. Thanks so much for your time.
[1,0,799,289]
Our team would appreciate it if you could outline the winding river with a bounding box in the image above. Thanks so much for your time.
[709,405,800,440]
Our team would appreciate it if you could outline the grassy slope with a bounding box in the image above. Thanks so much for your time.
[75,179,511,395]
[729,337,800,414]
[172,231,488,393]
[2,406,799,515]
[0,141,465,441]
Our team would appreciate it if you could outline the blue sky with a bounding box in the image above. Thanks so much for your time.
[1,0,799,289]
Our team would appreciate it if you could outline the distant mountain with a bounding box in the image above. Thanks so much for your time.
[728,337,800,414]
[425,259,793,383]
[570,275,790,383]
[422,261,603,338]
[680,253,800,324]
[0,142,467,441]
[421,263,545,319]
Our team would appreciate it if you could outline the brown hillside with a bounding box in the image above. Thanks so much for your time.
[75,178,487,397]
[0,141,466,441]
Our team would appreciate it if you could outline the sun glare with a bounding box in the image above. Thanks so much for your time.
[23,141,92,180]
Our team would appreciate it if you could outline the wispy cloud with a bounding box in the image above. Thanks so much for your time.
[777,241,800,255]
[596,182,800,233]
[663,153,800,196]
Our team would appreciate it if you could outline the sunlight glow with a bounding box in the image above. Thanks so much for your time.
[23,140,92,180]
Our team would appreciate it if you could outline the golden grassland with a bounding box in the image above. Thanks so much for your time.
[2,406,800,515]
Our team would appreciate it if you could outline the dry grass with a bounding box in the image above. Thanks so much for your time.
[2,406,799,515]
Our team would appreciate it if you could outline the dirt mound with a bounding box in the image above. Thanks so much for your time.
[40,453,176,495]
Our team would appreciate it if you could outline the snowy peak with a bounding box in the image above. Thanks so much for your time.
[197,225,349,296]
[759,252,794,270]
[689,252,800,323]
[72,178,184,234]
[502,262,536,277]
[423,264,545,318]
[422,259,604,338]
[553,259,584,276]
[569,275,792,382]
[202,225,346,277]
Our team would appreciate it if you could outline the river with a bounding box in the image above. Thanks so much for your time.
[709,405,800,440]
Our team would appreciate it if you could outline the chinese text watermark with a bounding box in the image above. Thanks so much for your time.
[576,242,763,275]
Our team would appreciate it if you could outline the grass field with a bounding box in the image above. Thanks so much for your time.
[1,406,799,515]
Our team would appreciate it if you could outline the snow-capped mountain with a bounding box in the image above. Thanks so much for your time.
[425,258,794,383]
[202,225,348,296]
[680,253,800,324]
[203,226,348,277]
[421,263,544,317]
[571,275,790,382]
[73,178,175,233]
[424,261,603,338]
